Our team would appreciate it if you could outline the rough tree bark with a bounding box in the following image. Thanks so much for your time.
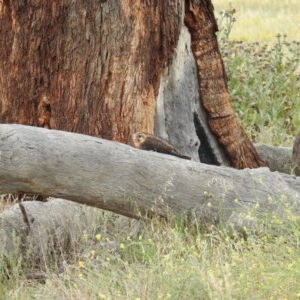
[0,125,299,226]
[184,0,266,169]
[0,1,182,142]
[0,0,266,168]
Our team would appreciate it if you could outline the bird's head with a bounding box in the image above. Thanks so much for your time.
[132,132,146,147]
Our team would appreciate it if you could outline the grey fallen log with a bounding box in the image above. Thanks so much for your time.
[0,199,88,259]
[255,143,293,175]
[0,199,132,268]
[0,124,300,231]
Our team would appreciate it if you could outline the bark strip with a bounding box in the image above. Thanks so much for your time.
[184,0,266,169]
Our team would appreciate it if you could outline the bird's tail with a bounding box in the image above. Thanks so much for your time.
[171,152,191,160]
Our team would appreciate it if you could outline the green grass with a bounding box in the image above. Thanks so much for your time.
[216,5,300,145]
[2,3,300,300]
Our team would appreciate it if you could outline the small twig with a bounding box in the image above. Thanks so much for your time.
[19,202,32,234]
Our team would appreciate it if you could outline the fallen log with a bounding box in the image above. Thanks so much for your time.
[0,198,134,276]
[0,124,299,230]
[0,199,88,259]
[255,143,293,175]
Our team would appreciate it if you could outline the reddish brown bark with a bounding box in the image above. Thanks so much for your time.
[184,0,266,169]
[0,1,182,143]
[1,0,267,168]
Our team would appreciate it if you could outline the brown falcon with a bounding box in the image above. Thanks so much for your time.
[132,132,191,160]
[292,129,300,176]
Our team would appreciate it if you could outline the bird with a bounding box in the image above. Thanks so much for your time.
[132,132,191,160]
[292,130,300,176]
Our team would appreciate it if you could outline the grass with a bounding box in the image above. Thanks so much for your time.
[216,4,300,145]
[2,2,300,300]
[3,208,300,299]
[213,0,300,42]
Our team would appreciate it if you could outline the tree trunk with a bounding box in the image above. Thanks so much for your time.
[0,125,299,229]
[0,1,182,142]
[0,0,266,168]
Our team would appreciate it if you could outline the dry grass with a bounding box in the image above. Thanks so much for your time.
[212,0,300,42]
[4,207,300,300]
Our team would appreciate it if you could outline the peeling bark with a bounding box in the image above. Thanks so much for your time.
[184,0,267,169]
